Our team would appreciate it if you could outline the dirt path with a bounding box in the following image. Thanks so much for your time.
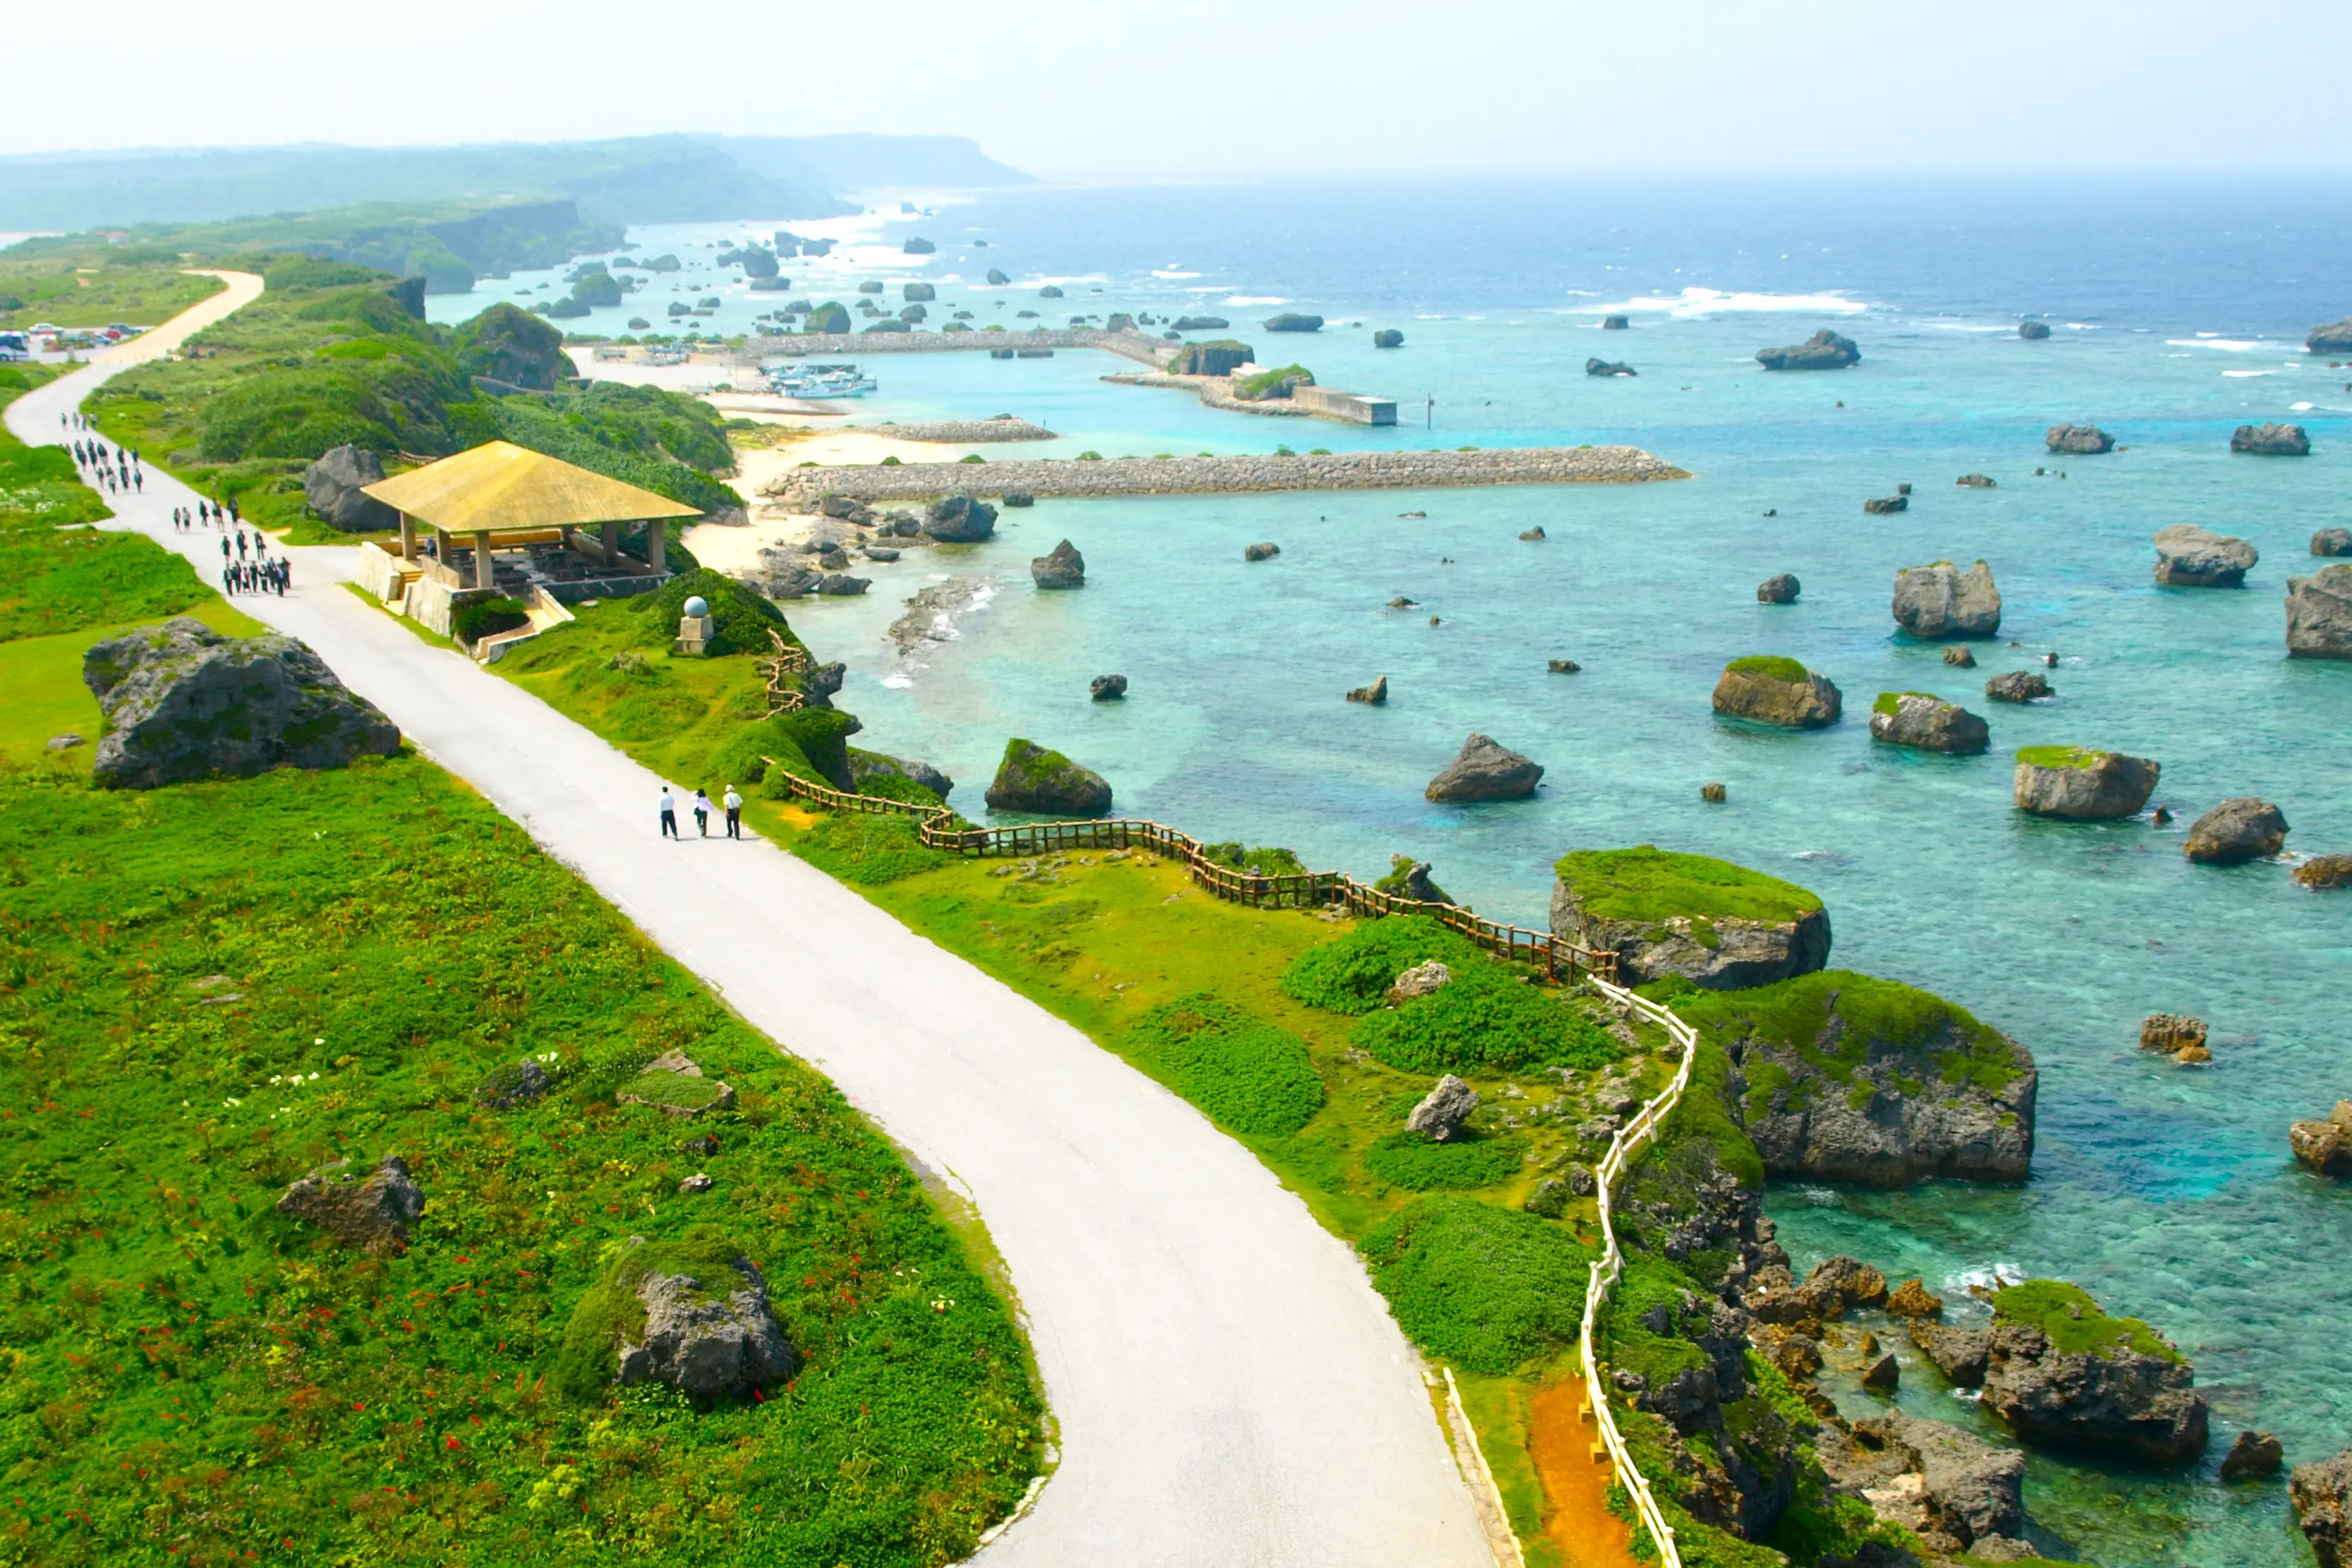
[1529,1381,1643,1568]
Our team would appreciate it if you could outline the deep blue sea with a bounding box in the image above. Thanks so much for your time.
[437,178,2352,1567]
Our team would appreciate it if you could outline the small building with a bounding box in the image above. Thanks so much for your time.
[1292,384,1398,425]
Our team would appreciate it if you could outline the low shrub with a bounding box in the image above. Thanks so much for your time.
[1362,1131,1526,1191]
[1199,840,1309,877]
[1359,1196,1592,1373]
[1352,968,1622,1075]
[631,566,794,657]
[449,595,528,645]
[1279,914,1484,1014]
[795,810,952,885]
[1125,995,1324,1137]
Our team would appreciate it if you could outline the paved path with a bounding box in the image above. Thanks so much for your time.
[8,294,1497,1568]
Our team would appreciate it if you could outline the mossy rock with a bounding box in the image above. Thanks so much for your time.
[1550,846,1829,990]
[553,1224,791,1401]
[1990,1280,2183,1363]
[2012,747,2159,820]
[983,738,1111,817]
[1714,657,1841,728]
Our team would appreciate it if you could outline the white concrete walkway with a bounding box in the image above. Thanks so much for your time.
[8,293,1495,1568]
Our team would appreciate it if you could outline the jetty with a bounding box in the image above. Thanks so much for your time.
[760,445,1687,506]
[758,327,1170,367]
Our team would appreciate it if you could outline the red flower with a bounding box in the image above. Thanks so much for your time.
[444,1437,461,1451]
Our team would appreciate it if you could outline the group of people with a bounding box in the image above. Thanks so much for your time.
[214,525,290,597]
[658,785,744,840]
[56,408,289,598]
[172,497,241,531]
[65,426,141,495]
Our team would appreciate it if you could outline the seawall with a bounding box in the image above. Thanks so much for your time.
[758,328,1173,367]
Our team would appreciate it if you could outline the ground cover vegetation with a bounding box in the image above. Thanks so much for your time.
[0,248,224,332]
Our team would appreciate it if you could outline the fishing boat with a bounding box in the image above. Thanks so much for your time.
[766,362,878,399]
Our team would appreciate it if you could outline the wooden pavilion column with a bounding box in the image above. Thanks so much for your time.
[434,525,452,569]
[648,517,666,573]
[398,510,416,561]
[600,521,619,564]
[472,530,493,588]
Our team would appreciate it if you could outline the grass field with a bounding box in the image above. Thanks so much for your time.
[0,261,223,332]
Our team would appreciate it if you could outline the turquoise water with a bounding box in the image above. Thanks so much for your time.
[449,181,2351,1565]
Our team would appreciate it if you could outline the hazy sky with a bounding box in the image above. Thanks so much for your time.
[7,0,2351,179]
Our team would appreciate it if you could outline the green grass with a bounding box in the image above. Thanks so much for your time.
[1351,968,1622,1076]
[1125,995,1323,1136]
[1357,1197,1593,1375]
[1723,655,1807,683]
[0,262,223,332]
[1676,968,2026,1102]
[1278,914,1484,1014]
[0,525,217,643]
[1362,1131,1528,1191]
[1869,691,1936,717]
[0,599,264,766]
[1992,1280,2183,1363]
[794,811,955,885]
[1552,846,1822,926]
[2015,745,2105,770]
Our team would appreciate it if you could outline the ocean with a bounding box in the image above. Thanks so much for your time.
[434,176,2352,1566]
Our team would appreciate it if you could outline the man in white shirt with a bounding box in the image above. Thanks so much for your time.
[722,784,744,839]
[658,786,679,839]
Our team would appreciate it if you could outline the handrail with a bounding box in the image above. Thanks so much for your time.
[1575,974,1701,1567]
[758,763,1616,984]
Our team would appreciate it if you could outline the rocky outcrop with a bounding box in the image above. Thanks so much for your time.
[1756,329,1860,370]
[1390,961,1453,1002]
[2183,797,2289,863]
[1550,846,1831,990]
[922,494,998,543]
[1172,315,1230,332]
[1031,538,1085,588]
[1957,472,1998,487]
[1243,541,1280,562]
[1089,674,1127,701]
[986,267,1010,286]
[1167,339,1254,376]
[2294,854,2352,890]
[2019,321,2052,340]
[1911,1322,1992,1385]
[2154,524,2258,588]
[1425,733,1543,801]
[1859,1410,2027,1549]
[1262,312,1323,332]
[617,1253,801,1400]
[1892,559,2002,638]
[2291,1101,2352,1177]
[2141,1014,2207,1054]
[1601,315,1630,330]
[1346,674,1388,705]
[1886,1278,1944,1318]
[1586,358,1637,377]
[83,618,401,790]
[1944,646,1977,667]
[1379,856,1451,905]
[986,739,1111,816]
[1405,1074,1478,1141]
[277,1155,424,1254]
[2293,1447,2352,1568]
[2222,1430,2285,1481]
[2315,528,2352,557]
[1373,328,1403,348]
[1712,657,1842,728]
[1757,573,1800,604]
[2013,748,2159,820]
[1984,670,2050,703]
[849,750,953,801]
[1863,494,1909,516]
[303,444,399,532]
[2288,564,2352,658]
[1980,1283,2207,1464]
[2232,421,2311,456]
[2046,423,2114,454]
[2307,318,2352,355]
[1868,693,1990,755]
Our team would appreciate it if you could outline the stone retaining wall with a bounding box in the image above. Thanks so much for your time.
[865,417,1057,443]
[758,328,1172,367]
[760,446,1688,506]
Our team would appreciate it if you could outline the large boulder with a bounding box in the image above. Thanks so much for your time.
[83,618,401,790]
[1911,1321,1993,1385]
[2019,321,2052,340]
[1712,656,1842,728]
[1891,559,2001,638]
[2293,854,2352,890]
[1585,358,1637,377]
[1424,732,1543,802]
[923,494,998,543]
[2221,1431,2286,1481]
[1757,573,1800,604]
[2308,317,2352,355]
[1262,312,1323,332]
[1168,339,1254,376]
[2291,1101,2352,1177]
[1869,693,1989,754]
[2013,747,2159,820]
[2154,524,2258,588]
[1687,969,2037,1183]
[277,1155,424,1254]
[598,1240,801,1400]
[2182,797,2288,864]
[986,738,1112,816]
[902,281,936,301]
[1984,669,2051,703]
[1405,1075,1479,1141]
[849,750,953,801]
[2294,1447,2352,1568]
[1863,1410,2027,1550]
[1755,329,1859,370]
[1980,1280,2207,1464]
[2046,423,2114,454]
[2232,421,2310,456]
[985,267,1010,285]
[1032,538,1086,589]
[451,300,568,390]
[1550,846,1830,990]
[2288,564,2352,658]
[2315,528,2352,557]
[302,444,399,532]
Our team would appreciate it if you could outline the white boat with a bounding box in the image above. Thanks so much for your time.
[766,362,878,399]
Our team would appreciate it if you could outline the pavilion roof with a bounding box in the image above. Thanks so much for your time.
[362,441,702,531]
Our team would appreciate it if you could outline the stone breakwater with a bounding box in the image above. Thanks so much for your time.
[865,417,1057,443]
[756,328,1173,368]
[760,446,1687,505]
[1103,370,1312,418]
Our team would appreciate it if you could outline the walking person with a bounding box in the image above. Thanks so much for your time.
[691,788,712,838]
[722,784,743,839]
[658,786,680,840]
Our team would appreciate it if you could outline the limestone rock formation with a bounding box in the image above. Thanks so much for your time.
[452,301,568,390]
[2312,528,2352,558]
[2307,317,2352,354]
[1756,329,1860,370]
[2154,524,2258,588]
[2288,564,2352,658]
[986,267,1010,285]
[277,1155,425,1254]
[1390,961,1453,1002]
[617,1255,801,1399]
[83,618,401,790]
[1886,1278,1944,1319]
[1405,1074,1478,1141]
[2293,854,2352,890]
[2019,321,2052,340]
[1980,1283,2208,1464]
[2296,1446,2352,1568]
[2291,1101,2352,1177]
[1550,846,1831,991]
[2046,423,2115,454]
[986,738,1112,815]
[1864,494,1910,516]
[1984,669,2050,703]
[902,238,935,255]
[2140,1014,2207,1054]
[303,444,399,532]
[1244,542,1280,562]
[849,750,953,801]
[2013,748,2159,820]
[1892,559,2003,638]
[1860,1352,1900,1391]
[818,573,870,597]
[1712,656,1842,728]
[2183,797,2289,863]
[1860,1410,2027,1549]
[2231,421,2311,456]
[1261,312,1323,332]
[1586,358,1637,377]
[922,494,998,543]
[1031,538,1085,588]
[1944,647,1977,667]
[1425,733,1543,802]
[1374,328,1404,348]
[1757,573,1800,604]
[1957,472,1999,487]
[1168,339,1254,376]
[1912,1322,1992,1385]
[1869,693,1990,755]
[2222,1431,2286,1481]
[1381,856,1452,905]
[1601,314,1630,329]
[1346,674,1388,705]
[1089,674,1127,701]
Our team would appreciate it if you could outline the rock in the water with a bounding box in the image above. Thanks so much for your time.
[1520,526,1546,540]
[473,1059,550,1110]
[1262,312,1323,332]
[1550,846,1832,991]
[2293,853,2352,889]
[1089,674,1127,702]
[2019,322,2052,340]
[1756,329,1860,370]
[617,1251,801,1399]
[1984,669,2050,703]
[1912,1322,1993,1385]
[2154,523,2259,588]
[302,444,398,532]
[1957,472,1999,487]
[1601,314,1630,330]
[2311,527,2352,557]
[2013,747,2159,820]
[1001,491,1035,508]
[1585,358,1637,377]
[1405,1074,1479,1141]
[1981,1281,2208,1464]
[1390,961,1453,1002]
[1243,541,1280,562]
[1861,1353,1901,1392]
[82,618,401,790]
[1863,494,1909,515]
[986,738,1112,815]
[1032,537,1085,588]
[986,267,1010,285]
[2290,1100,2352,1177]
[1712,655,1843,728]
[2183,797,2289,863]
[2308,318,2352,355]
[2222,1430,2286,1481]
[1425,732,1543,802]
[1887,1278,1944,1318]
[849,751,954,800]
[1869,1410,2028,1548]
[2140,1014,2207,1053]
[1346,674,1388,705]
[2047,423,2115,454]
[1869,693,1991,755]
[1893,559,2003,638]
[923,494,998,543]
[1700,781,1726,802]
[1548,658,1581,673]
[2297,1447,2352,1568]
[818,573,870,597]
[1808,1256,1890,1311]
[1944,646,1977,667]
[1373,328,1404,348]
[277,1155,424,1254]
[2232,421,2311,456]
[1757,573,1800,604]
[2288,564,2352,658]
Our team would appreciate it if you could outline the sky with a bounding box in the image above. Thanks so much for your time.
[6,0,2351,179]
